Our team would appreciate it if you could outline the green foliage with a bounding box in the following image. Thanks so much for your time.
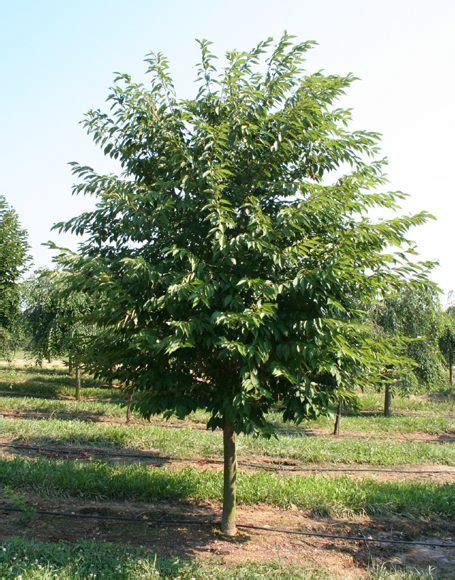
[22,269,93,366]
[0,195,29,356]
[53,34,432,436]
[439,307,454,380]
[371,283,446,392]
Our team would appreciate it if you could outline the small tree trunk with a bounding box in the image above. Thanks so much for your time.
[333,401,342,435]
[75,365,81,401]
[126,389,134,424]
[221,420,237,536]
[449,347,453,386]
[384,384,392,417]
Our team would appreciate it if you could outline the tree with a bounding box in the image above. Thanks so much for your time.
[371,283,445,415]
[439,308,455,385]
[53,35,431,535]
[0,195,29,357]
[23,269,93,399]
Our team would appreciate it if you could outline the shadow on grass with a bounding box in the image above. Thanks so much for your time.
[0,366,68,376]
[0,531,218,576]
[0,377,124,402]
[0,499,453,576]
[1,439,173,466]
[1,455,453,519]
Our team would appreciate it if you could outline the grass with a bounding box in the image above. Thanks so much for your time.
[1,417,453,466]
[359,391,454,416]
[0,455,453,518]
[0,366,121,401]
[0,537,438,579]
[0,395,453,436]
[0,537,331,579]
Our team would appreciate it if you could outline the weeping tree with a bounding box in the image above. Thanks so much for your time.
[439,308,455,385]
[371,282,444,416]
[0,195,29,357]
[53,35,431,535]
[23,269,93,399]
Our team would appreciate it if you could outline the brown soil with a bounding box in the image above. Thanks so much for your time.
[0,495,453,577]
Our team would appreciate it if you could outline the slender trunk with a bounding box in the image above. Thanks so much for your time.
[333,401,342,436]
[449,347,453,386]
[384,384,392,417]
[126,389,134,424]
[75,365,81,401]
[221,420,237,536]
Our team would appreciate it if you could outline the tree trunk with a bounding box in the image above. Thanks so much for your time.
[75,365,81,401]
[333,401,342,435]
[384,384,392,417]
[126,390,134,424]
[449,347,453,386]
[221,420,237,536]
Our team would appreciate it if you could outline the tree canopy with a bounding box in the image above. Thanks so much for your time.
[0,194,29,355]
[23,269,93,397]
[371,282,445,392]
[53,34,432,534]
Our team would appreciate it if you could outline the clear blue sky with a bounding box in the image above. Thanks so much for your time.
[1,0,454,299]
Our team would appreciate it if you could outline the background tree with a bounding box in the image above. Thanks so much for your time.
[371,283,445,416]
[439,307,455,385]
[53,35,432,535]
[0,195,29,357]
[23,269,93,399]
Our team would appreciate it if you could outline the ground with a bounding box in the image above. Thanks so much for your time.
[0,357,453,579]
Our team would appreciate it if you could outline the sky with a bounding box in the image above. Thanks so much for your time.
[1,0,454,301]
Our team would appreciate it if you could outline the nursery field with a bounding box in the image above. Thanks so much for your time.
[0,359,454,579]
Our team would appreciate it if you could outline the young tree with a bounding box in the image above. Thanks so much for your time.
[53,35,431,535]
[0,195,29,357]
[23,269,93,399]
[371,283,445,415]
[439,308,455,385]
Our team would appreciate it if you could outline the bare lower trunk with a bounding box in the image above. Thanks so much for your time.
[126,389,134,424]
[333,401,342,435]
[384,384,392,417]
[75,365,81,401]
[221,420,237,536]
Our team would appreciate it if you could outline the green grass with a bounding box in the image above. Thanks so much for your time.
[1,417,453,466]
[0,537,333,579]
[269,413,453,436]
[0,395,453,436]
[0,366,122,401]
[0,395,127,420]
[359,391,454,416]
[0,537,438,579]
[0,455,453,518]
[0,538,330,580]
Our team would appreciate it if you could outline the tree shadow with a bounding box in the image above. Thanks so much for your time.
[0,438,173,466]
[309,514,455,575]
[0,376,124,402]
[0,504,222,572]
